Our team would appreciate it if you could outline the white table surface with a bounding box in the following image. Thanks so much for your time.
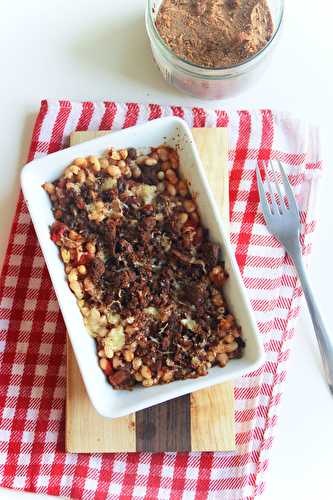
[1,1,333,499]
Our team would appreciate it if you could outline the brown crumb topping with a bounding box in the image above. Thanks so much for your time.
[43,145,245,390]
[155,0,273,68]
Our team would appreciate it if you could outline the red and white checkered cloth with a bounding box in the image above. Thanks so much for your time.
[0,100,322,499]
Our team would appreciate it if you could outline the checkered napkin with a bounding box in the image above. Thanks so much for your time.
[0,101,322,500]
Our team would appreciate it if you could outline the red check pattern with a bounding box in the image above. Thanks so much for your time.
[0,101,322,499]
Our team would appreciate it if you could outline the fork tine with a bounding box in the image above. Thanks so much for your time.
[270,160,286,211]
[255,164,272,221]
[262,161,280,214]
[276,160,299,214]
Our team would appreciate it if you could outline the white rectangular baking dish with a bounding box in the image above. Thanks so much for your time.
[21,116,265,418]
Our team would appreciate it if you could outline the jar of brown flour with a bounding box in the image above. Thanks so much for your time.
[145,0,284,99]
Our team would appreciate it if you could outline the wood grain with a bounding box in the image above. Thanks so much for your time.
[191,128,229,230]
[136,395,191,452]
[191,384,235,451]
[66,127,235,453]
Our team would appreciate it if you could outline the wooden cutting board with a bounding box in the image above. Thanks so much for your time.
[66,128,235,453]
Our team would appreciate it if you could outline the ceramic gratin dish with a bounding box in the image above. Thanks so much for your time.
[21,117,265,418]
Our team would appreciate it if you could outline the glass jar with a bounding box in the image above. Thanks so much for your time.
[145,0,284,100]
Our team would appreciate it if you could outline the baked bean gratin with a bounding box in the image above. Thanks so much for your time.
[43,145,245,389]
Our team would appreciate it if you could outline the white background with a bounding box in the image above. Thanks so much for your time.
[0,0,333,499]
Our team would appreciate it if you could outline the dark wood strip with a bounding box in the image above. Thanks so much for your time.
[136,395,191,452]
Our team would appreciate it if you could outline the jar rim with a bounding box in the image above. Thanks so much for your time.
[147,0,285,74]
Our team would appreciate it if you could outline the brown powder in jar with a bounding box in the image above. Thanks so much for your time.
[155,0,274,69]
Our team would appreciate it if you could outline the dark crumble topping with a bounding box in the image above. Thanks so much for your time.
[43,145,245,390]
[155,0,274,69]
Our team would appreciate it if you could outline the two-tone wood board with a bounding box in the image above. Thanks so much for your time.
[66,128,235,453]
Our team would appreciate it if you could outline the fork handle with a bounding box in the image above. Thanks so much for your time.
[291,247,333,394]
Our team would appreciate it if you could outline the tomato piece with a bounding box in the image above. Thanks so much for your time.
[50,221,67,243]
[78,253,94,265]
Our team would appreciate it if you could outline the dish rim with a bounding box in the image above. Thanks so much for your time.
[21,116,265,418]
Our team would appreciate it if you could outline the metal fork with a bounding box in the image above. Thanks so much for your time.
[256,160,333,394]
